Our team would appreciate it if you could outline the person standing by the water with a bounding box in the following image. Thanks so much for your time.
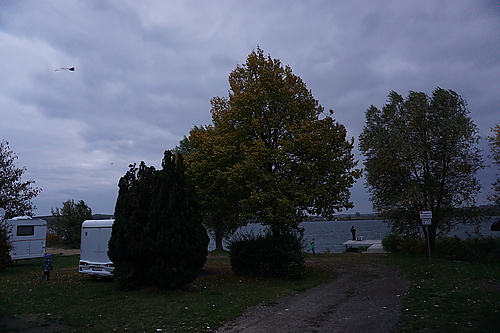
[309,238,315,256]
[351,226,356,241]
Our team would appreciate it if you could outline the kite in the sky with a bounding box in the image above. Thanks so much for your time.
[55,67,75,72]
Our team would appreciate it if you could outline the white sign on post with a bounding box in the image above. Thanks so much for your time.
[421,218,432,225]
[419,211,433,219]
[419,210,433,263]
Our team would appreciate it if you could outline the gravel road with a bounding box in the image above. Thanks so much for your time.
[217,256,409,333]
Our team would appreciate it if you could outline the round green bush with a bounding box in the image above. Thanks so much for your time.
[382,233,426,254]
[229,231,306,280]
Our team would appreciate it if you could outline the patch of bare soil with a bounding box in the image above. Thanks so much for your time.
[217,256,409,333]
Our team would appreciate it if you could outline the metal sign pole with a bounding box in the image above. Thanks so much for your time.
[420,211,433,263]
[426,225,432,263]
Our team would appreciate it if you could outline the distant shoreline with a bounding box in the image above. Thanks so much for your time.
[304,216,381,222]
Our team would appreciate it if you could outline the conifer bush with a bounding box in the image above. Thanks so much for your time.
[108,151,209,288]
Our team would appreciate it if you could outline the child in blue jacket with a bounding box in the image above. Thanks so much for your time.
[41,254,53,281]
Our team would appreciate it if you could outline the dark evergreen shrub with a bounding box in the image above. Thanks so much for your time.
[229,230,306,280]
[108,151,209,288]
[146,151,209,288]
[108,161,157,287]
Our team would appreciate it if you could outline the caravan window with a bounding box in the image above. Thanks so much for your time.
[17,225,35,236]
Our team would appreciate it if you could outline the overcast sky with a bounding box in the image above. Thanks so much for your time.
[1,0,499,216]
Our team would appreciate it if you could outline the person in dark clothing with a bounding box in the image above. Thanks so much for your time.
[41,254,53,281]
[351,226,356,241]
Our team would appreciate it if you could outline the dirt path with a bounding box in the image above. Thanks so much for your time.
[217,257,409,333]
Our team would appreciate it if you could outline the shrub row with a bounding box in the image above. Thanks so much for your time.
[382,234,427,255]
[435,236,500,264]
[382,233,500,264]
[228,231,306,280]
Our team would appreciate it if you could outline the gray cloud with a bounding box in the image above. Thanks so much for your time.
[1,0,498,215]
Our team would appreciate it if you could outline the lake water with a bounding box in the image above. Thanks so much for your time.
[208,218,499,253]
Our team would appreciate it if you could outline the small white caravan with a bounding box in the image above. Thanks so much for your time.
[79,219,115,277]
[6,217,48,261]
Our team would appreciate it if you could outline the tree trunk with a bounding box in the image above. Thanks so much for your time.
[214,231,224,251]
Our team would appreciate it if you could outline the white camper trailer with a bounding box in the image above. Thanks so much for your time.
[79,219,115,277]
[7,217,48,261]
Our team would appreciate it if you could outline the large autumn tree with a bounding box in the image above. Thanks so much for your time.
[186,47,360,242]
[359,88,484,252]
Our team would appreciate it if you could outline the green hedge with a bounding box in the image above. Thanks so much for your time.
[228,231,306,280]
[435,236,500,264]
[382,233,427,255]
[382,233,500,264]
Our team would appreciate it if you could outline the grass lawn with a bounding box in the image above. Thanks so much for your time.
[0,251,498,332]
[0,252,336,332]
[386,254,500,332]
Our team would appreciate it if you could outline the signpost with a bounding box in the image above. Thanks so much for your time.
[419,211,432,220]
[420,211,432,262]
[421,218,432,226]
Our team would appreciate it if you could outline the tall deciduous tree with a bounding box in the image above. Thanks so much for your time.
[487,124,500,205]
[0,140,41,218]
[187,47,360,238]
[186,120,246,250]
[174,123,233,250]
[0,140,41,268]
[359,88,484,252]
[51,199,93,248]
[108,151,209,288]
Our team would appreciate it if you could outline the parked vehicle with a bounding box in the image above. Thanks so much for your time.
[6,216,47,261]
[79,219,114,277]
